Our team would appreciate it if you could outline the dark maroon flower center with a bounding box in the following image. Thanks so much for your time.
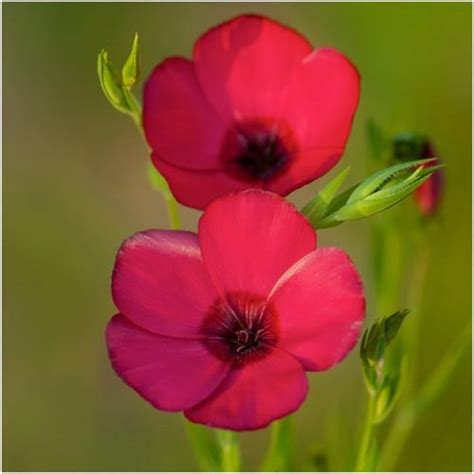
[221,119,296,182]
[201,293,278,365]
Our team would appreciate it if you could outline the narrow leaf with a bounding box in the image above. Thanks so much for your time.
[302,167,351,225]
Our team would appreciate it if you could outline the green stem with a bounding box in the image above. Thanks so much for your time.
[215,430,241,472]
[165,194,181,230]
[185,422,221,471]
[379,324,471,470]
[129,100,182,230]
[261,417,294,471]
[355,395,377,471]
[400,240,431,400]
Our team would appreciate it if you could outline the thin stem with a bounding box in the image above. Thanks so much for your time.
[355,395,377,471]
[165,194,181,230]
[215,430,241,472]
[129,101,182,231]
[185,422,221,471]
[260,417,294,471]
[401,240,431,399]
[379,324,471,470]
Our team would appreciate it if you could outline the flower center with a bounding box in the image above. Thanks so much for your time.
[201,293,279,365]
[221,119,295,182]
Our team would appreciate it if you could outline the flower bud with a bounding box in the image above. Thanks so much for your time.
[97,49,131,114]
[97,35,142,125]
[360,309,409,391]
[122,33,140,87]
[392,134,444,217]
[304,159,442,228]
[414,145,444,218]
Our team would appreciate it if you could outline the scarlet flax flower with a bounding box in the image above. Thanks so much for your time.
[143,15,360,209]
[106,190,365,430]
[414,142,443,217]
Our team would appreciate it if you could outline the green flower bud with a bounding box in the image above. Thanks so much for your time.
[122,33,140,88]
[97,49,130,114]
[304,159,443,228]
[97,35,142,126]
[383,308,410,344]
[360,309,410,392]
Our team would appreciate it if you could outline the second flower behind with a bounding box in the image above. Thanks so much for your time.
[143,15,360,209]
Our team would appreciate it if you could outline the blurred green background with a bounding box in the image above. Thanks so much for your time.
[3,2,471,471]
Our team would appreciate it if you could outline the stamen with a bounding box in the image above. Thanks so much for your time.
[220,119,296,182]
[201,293,279,364]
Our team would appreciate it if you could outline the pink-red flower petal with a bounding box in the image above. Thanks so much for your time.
[269,247,365,371]
[184,348,307,430]
[267,147,343,195]
[112,230,217,337]
[193,14,312,121]
[152,153,257,209]
[198,190,317,298]
[106,314,230,411]
[143,57,226,170]
[282,48,360,152]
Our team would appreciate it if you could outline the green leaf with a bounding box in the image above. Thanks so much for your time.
[383,309,410,345]
[302,166,351,225]
[122,33,140,87]
[97,49,130,114]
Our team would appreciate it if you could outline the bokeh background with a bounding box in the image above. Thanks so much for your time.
[3,2,471,471]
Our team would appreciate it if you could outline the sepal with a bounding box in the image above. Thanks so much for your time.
[303,160,443,228]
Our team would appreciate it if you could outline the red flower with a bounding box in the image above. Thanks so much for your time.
[106,190,365,430]
[143,15,360,209]
[414,143,443,217]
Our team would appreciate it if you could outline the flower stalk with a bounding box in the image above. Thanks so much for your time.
[97,34,181,229]
[355,394,377,471]
[261,417,294,471]
[215,430,241,472]
[379,323,471,470]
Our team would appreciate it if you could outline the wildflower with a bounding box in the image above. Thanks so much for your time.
[143,15,360,209]
[414,143,443,217]
[392,135,443,217]
[106,190,365,430]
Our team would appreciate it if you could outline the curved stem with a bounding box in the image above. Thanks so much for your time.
[165,194,181,230]
[355,395,377,471]
[261,417,294,471]
[129,103,182,230]
[216,430,241,472]
[379,324,471,470]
